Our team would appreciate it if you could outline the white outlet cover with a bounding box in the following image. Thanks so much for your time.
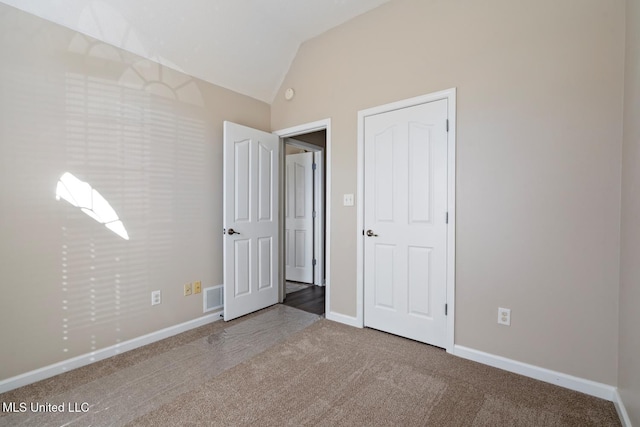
[151,290,161,306]
[498,307,511,326]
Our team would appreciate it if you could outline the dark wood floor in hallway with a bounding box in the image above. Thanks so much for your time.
[283,283,325,315]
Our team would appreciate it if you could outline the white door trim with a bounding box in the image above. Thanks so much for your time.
[274,119,331,314]
[356,89,456,352]
[313,151,324,287]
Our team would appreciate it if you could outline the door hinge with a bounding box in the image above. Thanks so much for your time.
[445,303,448,316]
[446,119,449,132]
[312,162,317,170]
[445,212,449,224]
[312,259,317,266]
[312,210,316,218]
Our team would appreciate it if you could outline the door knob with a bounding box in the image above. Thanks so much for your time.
[227,228,240,235]
[366,229,378,237]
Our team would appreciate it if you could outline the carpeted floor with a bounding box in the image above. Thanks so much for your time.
[129,319,620,426]
[0,305,621,426]
[0,306,320,426]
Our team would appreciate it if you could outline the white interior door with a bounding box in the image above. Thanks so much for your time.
[285,152,314,283]
[363,99,448,347]
[223,121,279,321]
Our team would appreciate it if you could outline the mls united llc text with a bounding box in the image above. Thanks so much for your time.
[2,401,90,413]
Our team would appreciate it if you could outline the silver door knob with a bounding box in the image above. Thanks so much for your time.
[366,229,378,237]
[227,228,240,235]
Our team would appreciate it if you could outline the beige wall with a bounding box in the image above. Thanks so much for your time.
[0,4,269,380]
[291,130,327,149]
[272,0,625,385]
[1,0,634,408]
[619,0,640,423]
[285,145,306,155]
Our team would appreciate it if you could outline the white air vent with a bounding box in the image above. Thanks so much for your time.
[203,285,223,313]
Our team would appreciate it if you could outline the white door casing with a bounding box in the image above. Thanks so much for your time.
[223,121,279,321]
[363,98,449,347]
[274,119,331,310]
[285,152,314,283]
[313,151,325,287]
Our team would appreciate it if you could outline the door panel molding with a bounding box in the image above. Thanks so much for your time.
[356,88,456,352]
[285,151,314,283]
[223,121,279,321]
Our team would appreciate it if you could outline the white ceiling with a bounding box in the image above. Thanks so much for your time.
[1,0,390,103]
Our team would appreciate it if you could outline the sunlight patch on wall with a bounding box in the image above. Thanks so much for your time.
[56,172,129,240]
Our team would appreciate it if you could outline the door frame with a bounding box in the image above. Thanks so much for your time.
[356,89,456,352]
[284,139,325,286]
[274,119,331,313]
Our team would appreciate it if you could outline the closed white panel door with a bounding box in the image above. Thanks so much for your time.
[223,121,279,321]
[285,152,314,283]
[363,99,448,347]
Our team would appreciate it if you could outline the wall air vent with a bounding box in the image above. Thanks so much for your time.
[203,285,223,313]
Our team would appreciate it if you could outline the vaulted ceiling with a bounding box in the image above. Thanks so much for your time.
[1,0,390,103]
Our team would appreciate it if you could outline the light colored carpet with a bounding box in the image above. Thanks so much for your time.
[0,306,621,426]
[0,306,320,426]
[130,319,620,426]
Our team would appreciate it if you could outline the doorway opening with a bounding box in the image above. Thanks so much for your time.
[274,120,331,316]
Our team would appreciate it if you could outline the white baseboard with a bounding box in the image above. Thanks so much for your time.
[613,389,633,427]
[0,311,223,394]
[453,345,616,401]
[326,311,362,328]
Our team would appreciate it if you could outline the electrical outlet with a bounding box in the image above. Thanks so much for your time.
[193,281,202,294]
[184,283,192,296]
[151,290,161,306]
[498,307,511,326]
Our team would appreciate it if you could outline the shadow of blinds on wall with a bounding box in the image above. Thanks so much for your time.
[59,47,207,354]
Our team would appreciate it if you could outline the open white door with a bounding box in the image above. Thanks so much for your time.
[285,152,314,283]
[223,121,279,321]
